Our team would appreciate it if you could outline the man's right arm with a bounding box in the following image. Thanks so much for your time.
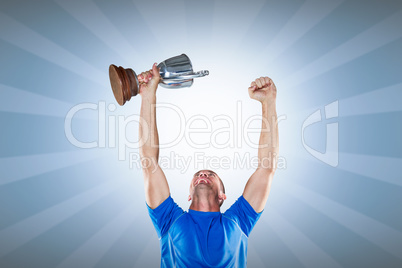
[139,63,170,209]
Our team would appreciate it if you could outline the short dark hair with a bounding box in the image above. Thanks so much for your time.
[200,170,225,193]
[217,175,225,207]
[219,177,225,194]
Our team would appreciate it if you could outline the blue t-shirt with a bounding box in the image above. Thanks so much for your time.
[147,196,262,268]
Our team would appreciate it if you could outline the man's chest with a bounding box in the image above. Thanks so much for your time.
[167,216,245,264]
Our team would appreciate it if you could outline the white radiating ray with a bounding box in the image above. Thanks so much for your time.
[56,204,135,268]
[280,180,402,259]
[132,235,160,268]
[337,153,402,187]
[211,0,266,57]
[286,81,402,117]
[247,243,268,267]
[132,0,187,52]
[0,84,99,120]
[297,151,402,187]
[265,209,342,268]
[262,0,344,63]
[282,81,402,153]
[0,12,108,87]
[0,151,104,186]
[340,83,402,116]
[0,83,91,119]
[0,179,123,258]
[55,0,136,66]
[283,9,402,89]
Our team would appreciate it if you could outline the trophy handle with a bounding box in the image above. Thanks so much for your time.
[163,70,209,81]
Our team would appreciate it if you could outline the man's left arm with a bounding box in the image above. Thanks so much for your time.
[243,77,278,213]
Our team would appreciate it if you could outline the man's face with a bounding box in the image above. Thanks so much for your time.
[189,170,221,194]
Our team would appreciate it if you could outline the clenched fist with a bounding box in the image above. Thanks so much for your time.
[248,77,277,104]
[138,63,161,99]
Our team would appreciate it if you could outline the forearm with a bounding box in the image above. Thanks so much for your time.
[137,64,169,208]
[139,95,159,169]
[139,96,169,207]
[258,101,279,171]
[243,76,277,212]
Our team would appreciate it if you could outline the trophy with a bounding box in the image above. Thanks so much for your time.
[109,54,209,105]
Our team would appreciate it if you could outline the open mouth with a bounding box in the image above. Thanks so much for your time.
[195,177,210,186]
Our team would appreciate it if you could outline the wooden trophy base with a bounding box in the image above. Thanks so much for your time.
[109,64,139,106]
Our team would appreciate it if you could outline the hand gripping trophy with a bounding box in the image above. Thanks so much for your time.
[109,54,209,105]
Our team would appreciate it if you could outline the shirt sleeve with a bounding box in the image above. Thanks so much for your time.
[146,196,185,239]
[223,195,262,237]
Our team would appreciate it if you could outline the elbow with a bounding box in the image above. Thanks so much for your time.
[256,167,276,178]
[139,147,159,160]
[139,154,159,173]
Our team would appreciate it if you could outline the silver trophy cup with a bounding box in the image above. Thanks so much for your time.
[109,54,209,106]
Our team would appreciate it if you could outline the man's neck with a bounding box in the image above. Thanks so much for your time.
[189,192,220,212]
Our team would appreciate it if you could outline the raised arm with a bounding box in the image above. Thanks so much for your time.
[138,63,170,209]
[243,77,278,213]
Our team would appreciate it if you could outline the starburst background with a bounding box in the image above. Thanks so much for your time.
[1,0,402,267]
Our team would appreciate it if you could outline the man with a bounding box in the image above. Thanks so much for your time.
[138,63,278,267]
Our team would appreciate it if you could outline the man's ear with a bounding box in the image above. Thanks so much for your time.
[188,195,192,201]
[219,192,227,201]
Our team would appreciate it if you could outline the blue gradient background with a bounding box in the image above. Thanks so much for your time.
[1,0,402,267]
